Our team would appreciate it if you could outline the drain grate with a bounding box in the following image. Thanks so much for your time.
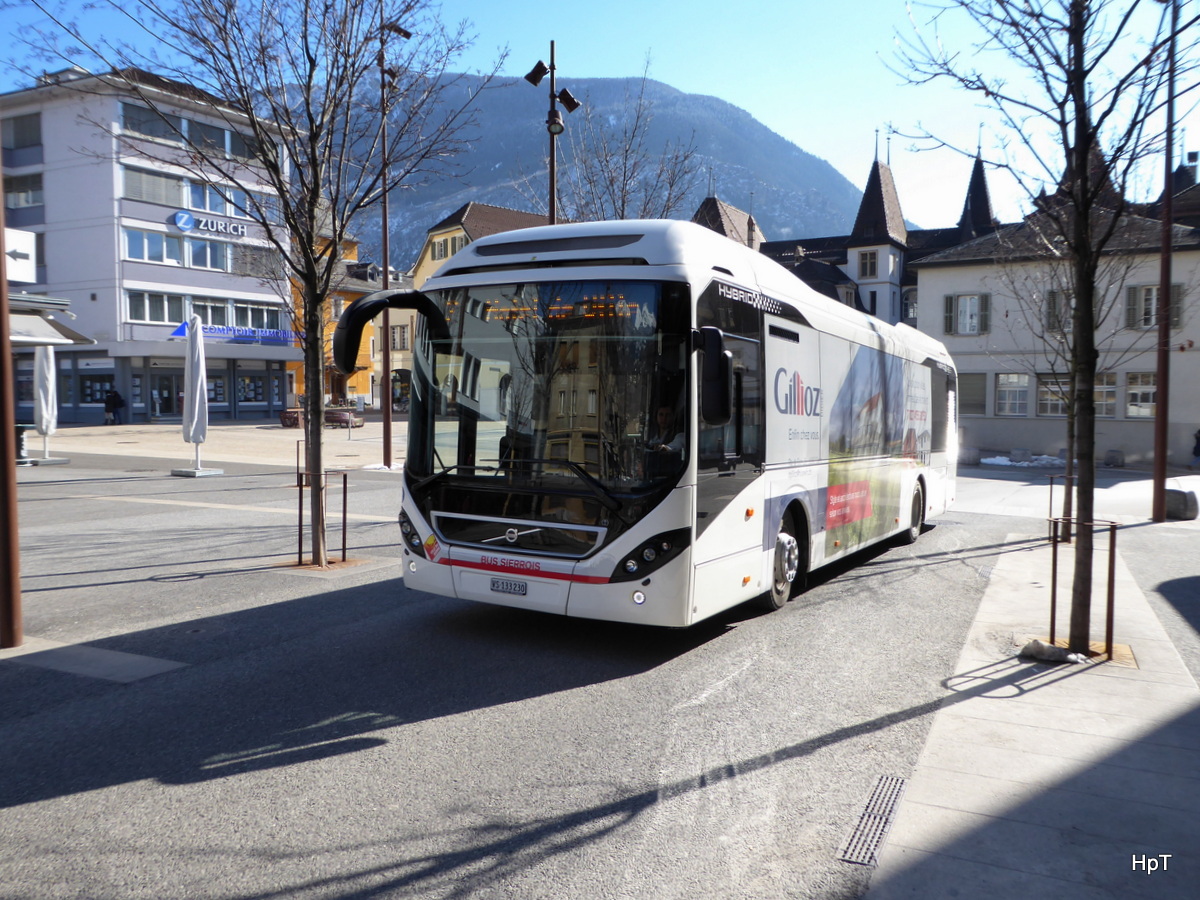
[839,775,907,867]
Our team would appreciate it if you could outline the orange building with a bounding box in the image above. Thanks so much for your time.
[286,237,382,407]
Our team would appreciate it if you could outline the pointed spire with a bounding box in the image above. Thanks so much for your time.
[851,160,907,246]
[958,154,995,240]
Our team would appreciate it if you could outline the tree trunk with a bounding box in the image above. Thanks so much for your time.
[303,284,327,567]
[1060,402,1075,542]
[1066,0,1095,655]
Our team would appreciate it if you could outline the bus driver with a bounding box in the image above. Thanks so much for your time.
[648,405,683,454]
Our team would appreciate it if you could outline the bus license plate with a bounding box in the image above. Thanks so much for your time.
[490,577,527,596]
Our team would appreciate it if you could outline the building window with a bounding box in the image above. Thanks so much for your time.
[125,228,183,264]
[431,238,449,261]
[1126,284,1182,329]
[188,237,229,271]
[944,293,990,335]
[125,167,183,206]
[996,373,1029,416]
[4,173,43,209]
[2,112,41,149]
[122,103,183,143]
[229,131,260,161]
[233,303,282,330]
[1037,375,1070,417]
[188,120,226,153]
[227,187,251,218]
[1126,373,1156,418]
[128,291,184,324]
[192,298,228,326]
[958,373,986,416]
[232,244,282,278]
[1037,374,1112,417]
[237,376,266,402]
[1044,290,1073,333]
[859,250,877,279]
[189,182,227,214]
[901,290,918,321]
[80,374,115,405]
[390,324,410,351]
[1095,372,1116,418]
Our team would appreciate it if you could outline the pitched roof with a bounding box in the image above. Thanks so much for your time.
[428,202,546,238]
[913,208,1200,267]
[691,196,766,249]
[849,161,907,247]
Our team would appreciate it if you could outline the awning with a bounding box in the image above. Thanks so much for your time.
[9,312,95,346]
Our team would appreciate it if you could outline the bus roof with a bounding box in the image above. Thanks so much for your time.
[428,219,953,368]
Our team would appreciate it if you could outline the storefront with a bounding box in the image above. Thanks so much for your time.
[15,324,302,424]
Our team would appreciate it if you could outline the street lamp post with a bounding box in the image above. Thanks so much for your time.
[525,41,580,225]
[1152,0,1178,522]
[378,15,411,468]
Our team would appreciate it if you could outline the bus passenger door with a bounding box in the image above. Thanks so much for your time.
[693,332,767,620]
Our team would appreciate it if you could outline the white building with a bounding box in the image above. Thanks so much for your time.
[2,67,299,424]
[913,206,1200,465]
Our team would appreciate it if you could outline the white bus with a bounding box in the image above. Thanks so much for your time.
[335,220,956,627]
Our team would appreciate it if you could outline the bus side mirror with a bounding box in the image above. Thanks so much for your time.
[698,326,733,425]
[332,290,450,375]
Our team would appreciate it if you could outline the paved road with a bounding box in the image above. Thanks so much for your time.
[2,452,1198,898]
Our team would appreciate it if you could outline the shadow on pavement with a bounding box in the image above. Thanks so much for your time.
[0,584,735,810]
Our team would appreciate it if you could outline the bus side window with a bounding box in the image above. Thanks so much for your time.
[698,333,762,470]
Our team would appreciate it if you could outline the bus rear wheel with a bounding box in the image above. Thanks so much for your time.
[761,515,803,611]
[899,484,924,545]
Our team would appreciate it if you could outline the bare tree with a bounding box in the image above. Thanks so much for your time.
[13,0,501,565]
[897,0,1200,653]
[985,216,1178,529]
[517,69,701,223]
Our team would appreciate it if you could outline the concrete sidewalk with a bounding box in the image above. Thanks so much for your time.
[21,417,408,470]
[865,536,1200,898]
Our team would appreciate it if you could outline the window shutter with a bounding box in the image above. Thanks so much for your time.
[1171,283,1183,328]
[1126,286,1139,329]
[944,295,955,334]
[1046,291,1059,332]
[979,293,991,334]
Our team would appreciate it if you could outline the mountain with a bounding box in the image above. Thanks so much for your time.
[355,75,864,269]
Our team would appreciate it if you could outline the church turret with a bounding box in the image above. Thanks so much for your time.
[850,160,907,247]
[958,154,996,240]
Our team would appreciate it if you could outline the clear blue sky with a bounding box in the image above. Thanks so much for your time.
[455,0,1199,228]
[6,0,1196,230]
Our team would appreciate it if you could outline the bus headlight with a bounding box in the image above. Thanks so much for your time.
[609,528,690,583]
[399,510,429,557]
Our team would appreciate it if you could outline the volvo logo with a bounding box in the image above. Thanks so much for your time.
[505,528,520,543]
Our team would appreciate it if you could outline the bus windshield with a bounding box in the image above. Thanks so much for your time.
[407,279,691,526]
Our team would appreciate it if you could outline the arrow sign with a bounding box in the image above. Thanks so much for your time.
[3,228,37,283]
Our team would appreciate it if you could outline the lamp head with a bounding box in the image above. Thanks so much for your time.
[556,88,581,113]
[546,109,565,135]
[524,60,549,87]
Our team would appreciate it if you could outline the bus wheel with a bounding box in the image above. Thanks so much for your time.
[762,516,801,611]
[899,484,924,545]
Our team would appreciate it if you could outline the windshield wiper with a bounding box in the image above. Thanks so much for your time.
[412,464,497,493]
[514,457,624,513]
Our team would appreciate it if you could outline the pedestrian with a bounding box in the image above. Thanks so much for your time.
[104,389,125,425]
[1189,428,1200,470]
